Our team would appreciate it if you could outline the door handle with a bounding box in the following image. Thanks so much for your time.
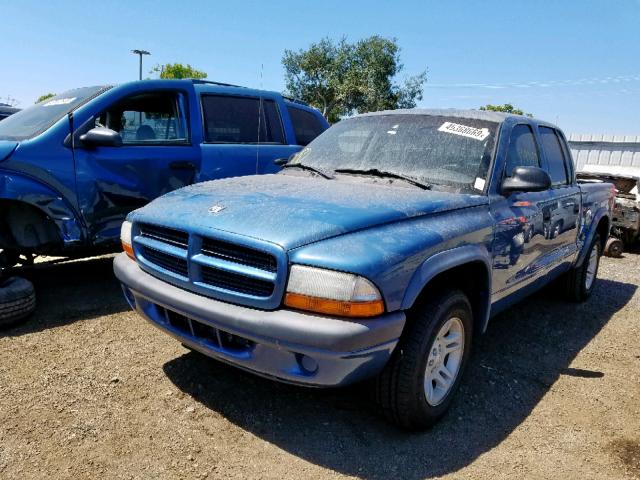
[170,161,196,170]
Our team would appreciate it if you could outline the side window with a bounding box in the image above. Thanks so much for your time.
[201,95,284,144]
[539,126,569,185]
[96,92,188,145]
[505,124,540,177]
[287,106,326,146]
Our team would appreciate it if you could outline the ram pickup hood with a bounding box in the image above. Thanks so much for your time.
[0,141,18,162]
[133,174,488,250]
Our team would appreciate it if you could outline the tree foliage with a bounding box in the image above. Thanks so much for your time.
[35,93,55,104]
[150,63,207,79]
[282,36,427,123]
[479,103,532,117]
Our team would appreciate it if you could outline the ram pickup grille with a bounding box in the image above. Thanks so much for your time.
[133,222,284,308]
[202,237,277,272]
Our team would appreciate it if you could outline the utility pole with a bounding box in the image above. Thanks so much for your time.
[131,49,151,80]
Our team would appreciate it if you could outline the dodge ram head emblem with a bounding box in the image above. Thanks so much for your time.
[208,204,225,214]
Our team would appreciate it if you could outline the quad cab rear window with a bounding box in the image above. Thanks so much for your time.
[201,95,284,144]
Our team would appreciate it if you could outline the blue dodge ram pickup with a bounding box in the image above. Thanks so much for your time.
[0,79,327,268]
[114,109,613,429]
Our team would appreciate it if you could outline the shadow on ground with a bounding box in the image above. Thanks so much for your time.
[0,256,127,337]
[163,278,636,479]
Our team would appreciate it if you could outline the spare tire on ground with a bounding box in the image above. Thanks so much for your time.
[0,276,36,328]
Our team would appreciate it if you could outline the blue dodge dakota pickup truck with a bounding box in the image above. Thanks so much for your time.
[114,109,613,429]
[0,79,327,268]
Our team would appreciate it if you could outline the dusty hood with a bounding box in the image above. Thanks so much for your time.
[132,174,488,250]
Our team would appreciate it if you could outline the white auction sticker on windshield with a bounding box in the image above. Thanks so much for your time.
[43,97,77,107]
[438,122,490,141]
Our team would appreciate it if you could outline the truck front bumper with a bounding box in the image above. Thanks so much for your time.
[113,253,405,387]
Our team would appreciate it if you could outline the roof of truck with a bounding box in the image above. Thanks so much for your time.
[359,108,539,124]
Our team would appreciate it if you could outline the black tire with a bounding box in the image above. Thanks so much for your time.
[0,276,36,328]
[375,289,473,430]
[563,234,601,302]
[0,249,19,269]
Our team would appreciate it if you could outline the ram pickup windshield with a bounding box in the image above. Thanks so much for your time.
[289,114,499,192]
[0,86,110,141]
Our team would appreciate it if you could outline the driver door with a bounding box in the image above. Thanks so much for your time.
[74,90,200,245]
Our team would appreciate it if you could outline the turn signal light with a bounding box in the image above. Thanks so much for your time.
[284,293,385,318]
[121,221,135,260]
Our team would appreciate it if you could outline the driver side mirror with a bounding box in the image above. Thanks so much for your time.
[79,127,123,148]
[502,166,552,194]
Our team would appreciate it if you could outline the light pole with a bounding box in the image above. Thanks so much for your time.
[131,49,150,80]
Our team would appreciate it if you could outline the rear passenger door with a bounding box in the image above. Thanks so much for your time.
[537,126,580,261]
[199,94,299,180]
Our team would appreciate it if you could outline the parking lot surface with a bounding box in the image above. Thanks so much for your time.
[1,252,639,479]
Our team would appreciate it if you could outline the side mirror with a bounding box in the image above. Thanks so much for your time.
[274,157,289,166]
[79,127,123,148]
[502,166,552,194]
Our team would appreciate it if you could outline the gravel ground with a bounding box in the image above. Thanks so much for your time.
[1,251,639,479]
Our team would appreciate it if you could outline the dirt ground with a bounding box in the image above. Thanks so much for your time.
[1,250,639,480]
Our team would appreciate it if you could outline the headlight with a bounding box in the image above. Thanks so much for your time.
[284,265,384,318]
[120,221,134,259]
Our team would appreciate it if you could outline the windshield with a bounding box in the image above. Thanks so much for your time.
[288,114,499,192]
[0,86,110,141]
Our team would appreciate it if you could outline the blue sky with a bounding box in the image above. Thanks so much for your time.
[2,0,639,134]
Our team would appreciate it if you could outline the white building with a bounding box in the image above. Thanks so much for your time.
[568,134,640,171]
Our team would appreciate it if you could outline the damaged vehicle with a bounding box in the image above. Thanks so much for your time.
[114,110,613,429]
[0,80,328,270]
[577,164,640,257]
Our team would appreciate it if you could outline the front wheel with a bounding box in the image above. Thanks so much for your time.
[375,290,473,430]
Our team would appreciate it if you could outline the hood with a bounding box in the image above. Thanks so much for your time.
[133,174,488,250]
[0,141,18,162]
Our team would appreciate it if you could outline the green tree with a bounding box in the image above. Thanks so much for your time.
[479,103,532,117]
[283,36,427,123]
[150,63,207,79]
[35,93,56,103]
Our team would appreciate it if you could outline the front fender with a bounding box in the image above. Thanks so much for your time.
[0,171,84,245]
[401,244,493,332]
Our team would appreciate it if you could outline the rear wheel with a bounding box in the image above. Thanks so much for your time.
[563,234,601,302]
[375,290,473,430]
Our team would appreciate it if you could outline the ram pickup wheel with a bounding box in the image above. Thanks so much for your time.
[375,289,473,430]
[0,276,36,328]
[563,234,601,302]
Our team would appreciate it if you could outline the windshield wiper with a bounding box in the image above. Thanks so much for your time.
[334,168,432,190]
[281,163,334,179]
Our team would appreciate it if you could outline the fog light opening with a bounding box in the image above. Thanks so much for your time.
[296,353,319,375]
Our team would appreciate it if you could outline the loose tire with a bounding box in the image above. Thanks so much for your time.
[563,234,601,302]
[604,237,624,258]
[0,276,36,328]
[375,289,473,430]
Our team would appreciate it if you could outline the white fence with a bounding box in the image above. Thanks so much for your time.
[568,134,640,172]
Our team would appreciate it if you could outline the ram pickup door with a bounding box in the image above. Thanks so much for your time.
[0,79,328,268]
[114,109,613,430]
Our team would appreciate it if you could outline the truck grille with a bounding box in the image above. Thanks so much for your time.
[133,222,284,309]
[141,247,188,277]
[202,237,277,272]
